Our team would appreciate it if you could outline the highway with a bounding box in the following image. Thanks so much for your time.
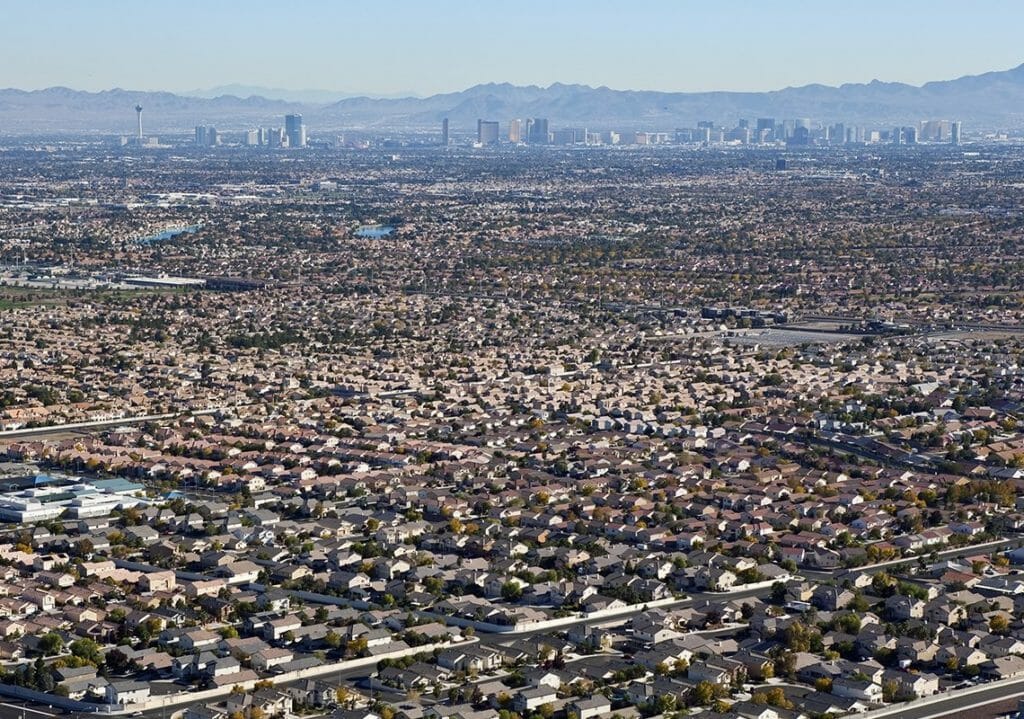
[0,406,249,442]
[801,536,1024,584]
[798,314,1024,334]
[804,432,934,472]
[0,702,69,719]
[857,678,1024,719]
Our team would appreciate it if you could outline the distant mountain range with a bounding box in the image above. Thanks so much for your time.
[2,63,1023,135]
[182,85,422,104]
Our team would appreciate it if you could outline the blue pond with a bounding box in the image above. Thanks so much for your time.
[354,225,395,239]
[138,224,201,245]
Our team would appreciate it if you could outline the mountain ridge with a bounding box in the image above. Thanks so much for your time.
[1,63,1023,134]
[182,84,423,104]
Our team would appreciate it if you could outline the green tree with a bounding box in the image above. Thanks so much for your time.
[692,681,717,706]
[501,581,523,602]
[105,648,131,674]
[770,581,788,604]
[836,613,862,634]
[39,632,64,656]
[655,694,677,713]
[69,638,103,666]
[764,687,793,709]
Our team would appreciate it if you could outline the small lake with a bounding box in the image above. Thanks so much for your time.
[138,224,202,245]
[354,225,395,239]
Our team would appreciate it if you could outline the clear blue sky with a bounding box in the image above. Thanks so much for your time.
[2,0,1022,96]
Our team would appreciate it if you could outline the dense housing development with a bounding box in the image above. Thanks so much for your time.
[1,136,1024,719]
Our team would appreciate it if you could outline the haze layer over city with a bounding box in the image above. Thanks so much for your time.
[3,3,1024,719]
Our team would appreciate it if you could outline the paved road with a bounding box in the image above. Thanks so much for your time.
[866,680,1024,719]
[0,406,245,441]
[0,702,63,719]
[0,415,176,440]
[799,314,1024,333]
[800,536,1024,584]
[805,432,933,472]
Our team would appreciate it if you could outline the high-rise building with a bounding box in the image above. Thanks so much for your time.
[788,126,811,146]
[194,126,218,146]
[756,118,776,141]
[894,126,918,145]
[285,114,306,148]
[441,118,449,146]
[726,126,750,144]
[551,128,581,145]
[268,128,286,148]
[509,119,523,143]
[920,119,951,142]
[123,105,158,146]
[477,119,499,145]
[951,121,962,145]
[245,129,260,146]
[528,118,549,144]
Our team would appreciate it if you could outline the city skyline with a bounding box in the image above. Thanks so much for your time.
[2,0,1024,97]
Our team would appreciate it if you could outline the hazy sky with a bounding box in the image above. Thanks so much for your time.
[2,0,1023,96]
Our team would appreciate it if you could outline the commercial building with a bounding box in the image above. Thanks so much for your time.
[508,118,523,143]
[0,479,146,523]
[477,120,499,146]
[551,128,583,145]
[894,126,918,145]
[528,118,549,144]
[756,118,776,142]
[920,119,952,142]
[285,114,306,148]
[195,126,219,147]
